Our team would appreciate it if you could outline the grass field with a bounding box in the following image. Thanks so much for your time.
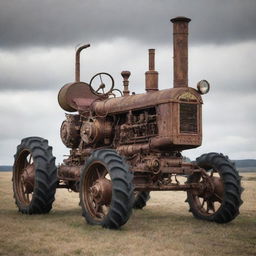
[0,172,255,256]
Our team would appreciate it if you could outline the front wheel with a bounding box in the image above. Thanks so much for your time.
[186,152,243,223]
[12,137,57,214]
[80,149,134,229]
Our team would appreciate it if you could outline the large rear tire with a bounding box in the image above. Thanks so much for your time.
[186,152,243,223]
[12,137,57,214]
[80,149,134,229]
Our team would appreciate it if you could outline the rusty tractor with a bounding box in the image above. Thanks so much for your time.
[13,17,243,229]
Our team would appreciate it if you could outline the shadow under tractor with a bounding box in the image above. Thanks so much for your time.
[13,17,243,229]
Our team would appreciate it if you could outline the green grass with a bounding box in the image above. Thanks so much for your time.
[0,172,256,256]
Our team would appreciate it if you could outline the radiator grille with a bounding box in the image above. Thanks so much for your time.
[180,103,197,133]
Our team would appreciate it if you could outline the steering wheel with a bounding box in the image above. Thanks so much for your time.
[89,72,114,97]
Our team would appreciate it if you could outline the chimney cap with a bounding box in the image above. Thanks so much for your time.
[121,71,131,79]
[170,16,191,23]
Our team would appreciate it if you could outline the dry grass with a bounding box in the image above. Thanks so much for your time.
[0,172,255,256]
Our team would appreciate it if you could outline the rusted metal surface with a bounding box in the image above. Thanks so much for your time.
[170,17,191,88]
[121,71,131,96]
[57,16,205,193]
[13,150,34,205]
[58,82,98,112]
[80,160,112,221]
[22,163,35,194]
[187,168,225,216]
[12,16,242,226]
[60,114,81,148]
[145,49,158,92]
[90,178,112,205]
[92,87,202,115]
[58,164,82,181]
[75,44,90,82]
[54,17,237,225]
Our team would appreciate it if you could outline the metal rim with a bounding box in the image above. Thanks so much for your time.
[190,169,224,216]
[14,149,35,206]
[81,161,112,221]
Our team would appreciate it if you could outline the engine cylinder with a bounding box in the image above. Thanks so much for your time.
[60,115,81,148]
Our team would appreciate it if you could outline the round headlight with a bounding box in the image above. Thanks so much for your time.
[197,80,210,94]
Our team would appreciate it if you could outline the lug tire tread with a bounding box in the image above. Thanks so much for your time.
[80,149,134,229]
[133,191,150,209]
[188,152,242,223]
[13,137,57,214]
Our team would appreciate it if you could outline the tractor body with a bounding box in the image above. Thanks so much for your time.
[12,17,243,229]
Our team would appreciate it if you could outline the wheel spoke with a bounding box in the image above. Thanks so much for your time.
[94,201,100,212]
[21,181,28,202]
[88,188,94,200]
[200,198,206,209]
[22,167,27,176]
[213,193,223,202]
[94,201,105,218]
[28,154,32,164]
[206,200,215,213]
[95,168,101,179]
[25,192,30,202]
[212,202,216,213]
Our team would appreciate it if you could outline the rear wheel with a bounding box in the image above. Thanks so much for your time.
[186,153,243,223]
[13,137,57,214]
[80,149,134,229]
[133,191,150,209]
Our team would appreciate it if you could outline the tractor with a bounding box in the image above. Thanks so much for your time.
[13,17,243,229]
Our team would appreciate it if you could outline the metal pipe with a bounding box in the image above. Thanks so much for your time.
[170,17,191,88]
[135,183,200,191]
[75,44,90,82]
[145,49,158,92]
[148,49,155,70]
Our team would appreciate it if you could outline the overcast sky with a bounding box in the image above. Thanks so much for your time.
[0,0,256,165]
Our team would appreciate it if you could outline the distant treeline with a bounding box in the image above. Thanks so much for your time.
[233,159,256,168]
[0,166,12,172]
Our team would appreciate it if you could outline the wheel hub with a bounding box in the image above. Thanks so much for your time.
[211,176,224,201]
[21,164,35,194]
[90,178,112,205]
[199,176,224,202]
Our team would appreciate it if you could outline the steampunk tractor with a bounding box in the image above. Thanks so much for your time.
[13,17,243,229]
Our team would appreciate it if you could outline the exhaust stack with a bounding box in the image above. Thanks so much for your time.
[171,17,191,88]
[145,49,158,92]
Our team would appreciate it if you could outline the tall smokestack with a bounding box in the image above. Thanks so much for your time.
[170,17,191,88]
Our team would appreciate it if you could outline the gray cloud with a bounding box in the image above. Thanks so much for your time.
[0,0,256,49]
[1,40,255,94]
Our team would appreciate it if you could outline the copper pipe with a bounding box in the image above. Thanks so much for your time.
[75,44,90,82]
[170,17,191,88]
[135,183,200,191]
[148,49,155,70]
[145,49,158,92]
